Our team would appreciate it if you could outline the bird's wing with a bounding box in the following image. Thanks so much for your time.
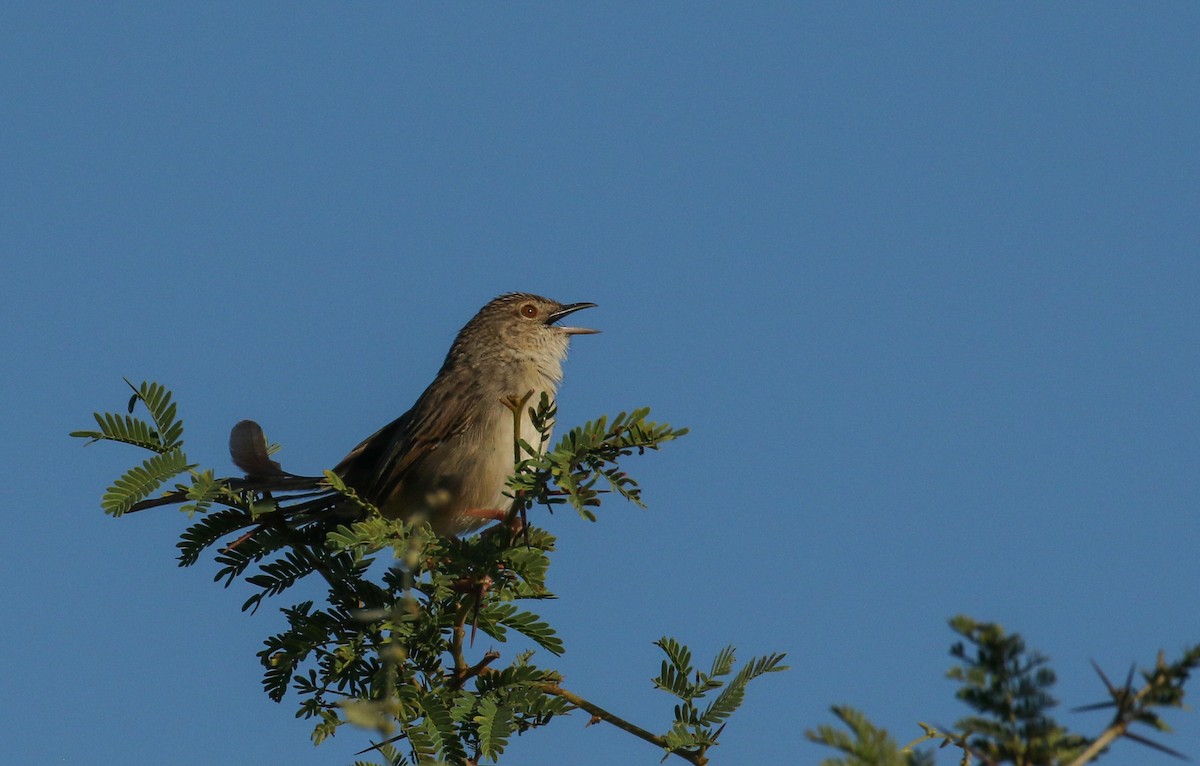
[334,380,476,507]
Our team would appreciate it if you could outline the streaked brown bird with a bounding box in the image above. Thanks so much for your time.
[222,292,598,535]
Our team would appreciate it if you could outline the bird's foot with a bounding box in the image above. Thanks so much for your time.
[469,507,527,543]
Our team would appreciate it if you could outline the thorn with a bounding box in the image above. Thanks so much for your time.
[1124,731,1189,760]
[1091,659,1117,695]
[354,732,408,756]
[220,526,262,553]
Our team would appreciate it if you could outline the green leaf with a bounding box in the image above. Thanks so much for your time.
[176,507,255,567]
[177,468,226,517]
[419,690,469,765]
[475,603,564,656]
[75,412,161,451]
[656,637,693,676]
[210,524,292,585]
[710,645,736,678]
[242,550,317,612]
[325,470,381,517]
[101,448,193,516]
[475,696,514,760]
[125,379,185,448]
[806,705,936,766]
[698,652,788,727]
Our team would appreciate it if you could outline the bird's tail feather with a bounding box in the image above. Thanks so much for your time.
[126,419,351,522]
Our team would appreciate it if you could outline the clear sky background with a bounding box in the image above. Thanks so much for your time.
[3,4,1198,765]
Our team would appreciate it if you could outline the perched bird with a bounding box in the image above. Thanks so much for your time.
[224,292,598,535]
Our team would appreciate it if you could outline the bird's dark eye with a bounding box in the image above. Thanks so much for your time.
[520,303,539,319]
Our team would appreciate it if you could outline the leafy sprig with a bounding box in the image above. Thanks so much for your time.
[652,637,788,761]
[805,706,935,766]
[72,379,194,515]
[509,396,689,522]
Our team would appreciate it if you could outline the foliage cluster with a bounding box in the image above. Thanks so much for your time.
[75,381,785,766]
[807,616,1200,766]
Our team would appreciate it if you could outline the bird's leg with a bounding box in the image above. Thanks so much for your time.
[461,507,508,523]
[471,507,528,546]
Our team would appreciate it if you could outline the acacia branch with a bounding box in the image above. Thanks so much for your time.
[540,684,707,766]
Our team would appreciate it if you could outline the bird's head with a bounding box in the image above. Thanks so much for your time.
[448,292,598,374]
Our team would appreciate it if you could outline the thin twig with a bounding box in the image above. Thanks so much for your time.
[449,651,501,691]
[540,684,707,766]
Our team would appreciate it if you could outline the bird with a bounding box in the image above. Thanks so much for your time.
[220,292,598,535]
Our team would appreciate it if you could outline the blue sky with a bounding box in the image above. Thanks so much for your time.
[3,4,1198,765]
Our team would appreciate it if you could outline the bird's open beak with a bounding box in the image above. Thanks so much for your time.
[548,302,599,335]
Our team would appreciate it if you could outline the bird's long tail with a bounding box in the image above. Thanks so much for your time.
[127,419,347,521]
